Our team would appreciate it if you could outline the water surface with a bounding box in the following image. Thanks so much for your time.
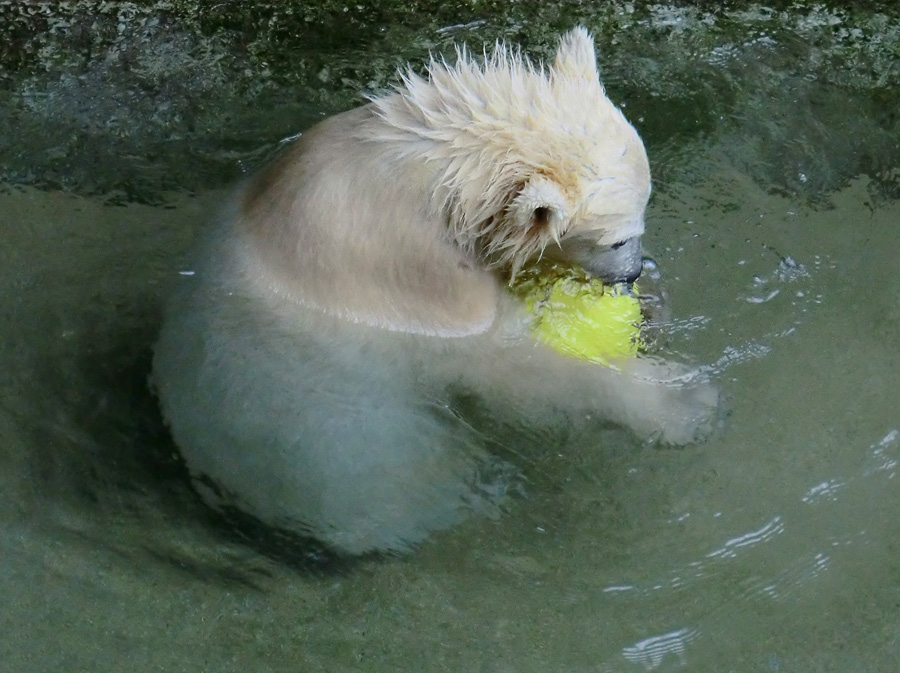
[2,3,899,671]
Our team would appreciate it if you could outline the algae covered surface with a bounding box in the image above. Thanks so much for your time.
[2,2,900,672]
[1,1,898,200]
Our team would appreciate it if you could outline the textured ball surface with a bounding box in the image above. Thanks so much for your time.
[511,262,643,365]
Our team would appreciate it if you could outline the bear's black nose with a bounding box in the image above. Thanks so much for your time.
[621,263,643,285]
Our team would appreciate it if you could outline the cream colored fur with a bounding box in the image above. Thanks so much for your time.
[153,28,717,555]
[370,28,650,277]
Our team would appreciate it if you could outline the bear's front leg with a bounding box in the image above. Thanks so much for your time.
[450,335,720,447]
[606,357,721,445]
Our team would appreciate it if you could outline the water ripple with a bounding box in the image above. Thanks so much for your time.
[704,516,784,560]
[621,627,700,671]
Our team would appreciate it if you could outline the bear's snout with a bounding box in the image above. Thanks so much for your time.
[558,235,644,284]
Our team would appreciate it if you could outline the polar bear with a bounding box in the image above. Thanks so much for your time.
[153,28,717,555]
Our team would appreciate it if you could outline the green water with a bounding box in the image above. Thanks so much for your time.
[2,3,900,671]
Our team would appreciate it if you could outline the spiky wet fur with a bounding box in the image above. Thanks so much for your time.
[368,27,649,278]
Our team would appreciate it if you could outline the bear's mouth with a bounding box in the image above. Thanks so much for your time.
[536,234,644,285]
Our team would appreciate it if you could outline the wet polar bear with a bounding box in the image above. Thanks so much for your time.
[153,28,717,555]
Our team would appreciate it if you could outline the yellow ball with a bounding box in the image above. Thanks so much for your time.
[510,262,643,366]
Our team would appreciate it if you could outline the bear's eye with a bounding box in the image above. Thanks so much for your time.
[532,207,551,227]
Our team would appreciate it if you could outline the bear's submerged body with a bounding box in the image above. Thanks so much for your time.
[153,28,718,554]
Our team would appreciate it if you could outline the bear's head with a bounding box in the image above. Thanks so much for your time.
[371,27,651,284]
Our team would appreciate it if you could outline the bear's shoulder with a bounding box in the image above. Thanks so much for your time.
[234,106,500,337]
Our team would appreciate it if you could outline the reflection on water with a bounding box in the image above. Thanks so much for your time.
[2,2,900,672]
[621,627,698,670]
[704,516,784,561]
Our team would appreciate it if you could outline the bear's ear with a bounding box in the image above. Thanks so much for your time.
[511,175,569,241]
[553,27,598,82]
